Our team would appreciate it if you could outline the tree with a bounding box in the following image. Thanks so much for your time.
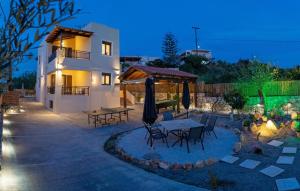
[0,0,79,90]
[146,59,175,68]
[287,65,300,80]
[161,32,179,67]
[179,55,208,75]
[13,71,36,89]
[223,90,247,113]
[236,60,276,113]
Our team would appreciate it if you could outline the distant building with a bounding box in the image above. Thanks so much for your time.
[180,49,212,60]
[120,56,159,71]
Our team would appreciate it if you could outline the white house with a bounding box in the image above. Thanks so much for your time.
[35,23,121,113]
[180,49,213,60]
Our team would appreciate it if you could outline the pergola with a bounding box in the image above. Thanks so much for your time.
[119,65,198,112]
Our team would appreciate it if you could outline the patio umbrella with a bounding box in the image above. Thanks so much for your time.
[142,78,157,125]
[182,80,190,118]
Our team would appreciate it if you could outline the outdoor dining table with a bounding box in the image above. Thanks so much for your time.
[159,118,204,132]
[83,107,134,128]
[159,118,205,147]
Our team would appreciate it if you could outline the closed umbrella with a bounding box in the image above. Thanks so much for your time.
[182,80,190,118]
[143,78,157,125]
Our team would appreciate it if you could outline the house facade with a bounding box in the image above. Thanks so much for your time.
[36,23,121,113]
[180,49,212,60]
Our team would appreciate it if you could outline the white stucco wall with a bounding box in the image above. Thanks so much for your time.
[37,23,121,113]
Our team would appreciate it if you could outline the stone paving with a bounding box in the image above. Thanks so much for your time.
[221,138,300,191]
[0,99,208,191]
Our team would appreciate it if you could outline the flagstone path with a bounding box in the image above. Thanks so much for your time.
[220,139,300,191]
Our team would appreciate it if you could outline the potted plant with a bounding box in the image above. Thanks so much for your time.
[242,119,251,131]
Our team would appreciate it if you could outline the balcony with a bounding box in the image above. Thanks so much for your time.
[61,86,89,96]
[48,48,90,63]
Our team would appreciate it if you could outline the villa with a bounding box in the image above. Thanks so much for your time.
[35,23,121,113]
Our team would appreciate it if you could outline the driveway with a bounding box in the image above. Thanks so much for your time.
[0,100,207,191]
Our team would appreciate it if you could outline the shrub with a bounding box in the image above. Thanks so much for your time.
[243,120,251,127]
[223,90,247,112]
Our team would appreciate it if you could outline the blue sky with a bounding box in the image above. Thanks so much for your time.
[19,0,300,74]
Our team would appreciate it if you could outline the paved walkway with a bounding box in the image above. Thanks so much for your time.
[0,100,207,191]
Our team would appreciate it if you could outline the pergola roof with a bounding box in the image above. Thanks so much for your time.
[45,26,93,43]
[119,65,198,82]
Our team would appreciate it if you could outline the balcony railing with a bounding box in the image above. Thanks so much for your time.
[61,86,89,96]
[48,48,90,63]
[47,87,55,94]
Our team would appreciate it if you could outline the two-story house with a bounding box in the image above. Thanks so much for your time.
[36,23,121,113]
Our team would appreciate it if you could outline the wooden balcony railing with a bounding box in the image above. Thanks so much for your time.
[61,86,89,96]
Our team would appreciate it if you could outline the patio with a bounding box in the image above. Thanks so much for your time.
[0,99,206,191]
[2,97,300,191]
[117,120,238,164]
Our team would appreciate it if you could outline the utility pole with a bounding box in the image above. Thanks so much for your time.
[192,26,200,55]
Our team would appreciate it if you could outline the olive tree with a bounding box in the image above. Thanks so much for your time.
[0,0,80,89]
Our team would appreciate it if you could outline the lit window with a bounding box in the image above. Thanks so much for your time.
[102,73,111,85]
[102,41,112,56]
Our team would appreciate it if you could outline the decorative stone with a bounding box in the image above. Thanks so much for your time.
[149,160,159,169]
[145,160,150,166]
[240,134,247,144]
[221,155,239,164]
[171,163,182,170]
[205,158,218,166]
[233,128,241,135]
[159,162,169,170]
[195,160,205,168]
[233,142,242,153]
[183,163,193,170]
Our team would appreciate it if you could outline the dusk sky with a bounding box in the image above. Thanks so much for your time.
[20,0,300,74]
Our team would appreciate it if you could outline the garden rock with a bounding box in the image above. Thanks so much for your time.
[233,142,242,153]
[205,158,218,166]
[183,163,193,170]
[195,160,205,168]
[233,128,241,135]
[159,162,169,170]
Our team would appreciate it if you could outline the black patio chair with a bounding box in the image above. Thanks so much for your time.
[203,115,218,139]
[144,122,169,148]
[200,114,209,126]
[180,126,205,153]
[143,122,162,139]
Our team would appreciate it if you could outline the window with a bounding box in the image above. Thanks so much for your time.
[102,73,111,85]
[102,41,112,56]
[62,75,72,87]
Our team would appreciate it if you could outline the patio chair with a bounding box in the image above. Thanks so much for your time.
[180,126,205,153]
[144,122,169,148]
[203,115,218,139]
[199,114,209,126]
[162,111,174,121]
[143,122,162,139]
